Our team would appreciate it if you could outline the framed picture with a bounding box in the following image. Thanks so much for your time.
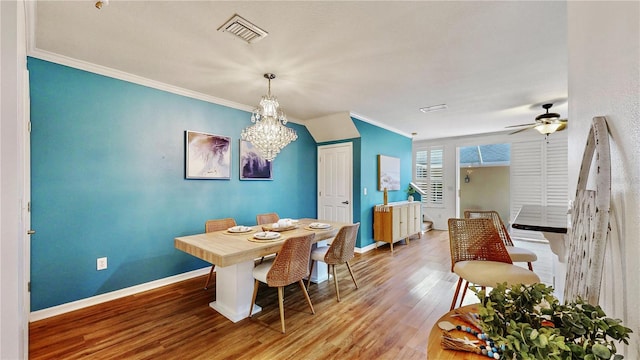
[185,130,231,179]
[378,154,400,191]
[240,140,272,180]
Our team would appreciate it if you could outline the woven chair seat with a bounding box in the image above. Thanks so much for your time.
[252,259,274,283]
[454,260,540,288]
[310,247,329,262]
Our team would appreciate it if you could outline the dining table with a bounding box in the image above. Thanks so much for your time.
[174,218,347,322]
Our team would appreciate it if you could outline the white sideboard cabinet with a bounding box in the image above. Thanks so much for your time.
[373,201,421,253]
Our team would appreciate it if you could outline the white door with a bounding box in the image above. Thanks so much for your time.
[317,143,353,223]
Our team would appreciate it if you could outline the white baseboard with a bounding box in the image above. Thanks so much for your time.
[355,242,379,254]
[30,241,383,321]
[29,267,209,322]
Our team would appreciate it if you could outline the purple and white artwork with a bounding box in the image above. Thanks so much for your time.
[240,140,272,180]
[185,130,231,179]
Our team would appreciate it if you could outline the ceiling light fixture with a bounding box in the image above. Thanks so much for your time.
[241,73,297,161]
[534,103,562,135]
[419,104,448,113]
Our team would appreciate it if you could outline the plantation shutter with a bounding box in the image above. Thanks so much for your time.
[509,136,568,241]
[415,146,444,207]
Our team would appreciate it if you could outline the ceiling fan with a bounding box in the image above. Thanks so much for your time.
[506,103,568,136]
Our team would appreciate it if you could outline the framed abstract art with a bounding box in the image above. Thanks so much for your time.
[185,130,231,179]
[239,140,272,180]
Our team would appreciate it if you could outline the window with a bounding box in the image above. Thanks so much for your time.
[415,146,444,206]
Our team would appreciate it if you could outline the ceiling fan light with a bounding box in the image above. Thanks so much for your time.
[535,123,562,135]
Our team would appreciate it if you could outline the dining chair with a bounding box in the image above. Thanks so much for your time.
[448,217,540,310]
[307,223,360,302]
[249,233,316,334]
[203,218,237,290]
[464,210,537,270]
[256,212,279,225]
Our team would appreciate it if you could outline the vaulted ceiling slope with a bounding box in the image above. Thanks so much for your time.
[29,1,568,141]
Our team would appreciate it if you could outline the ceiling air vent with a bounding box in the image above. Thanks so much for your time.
[217,14,268,44]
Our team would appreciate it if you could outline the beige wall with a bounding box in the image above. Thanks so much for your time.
[568,2,639,357]
[459,166,510,223]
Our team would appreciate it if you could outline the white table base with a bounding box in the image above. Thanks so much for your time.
[209,260,261,323]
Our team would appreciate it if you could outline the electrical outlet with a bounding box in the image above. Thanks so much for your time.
[97,257,108,270]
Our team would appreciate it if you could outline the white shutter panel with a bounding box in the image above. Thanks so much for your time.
[510,136,568,241]
[546,137,569,206]
[510,140,545,241]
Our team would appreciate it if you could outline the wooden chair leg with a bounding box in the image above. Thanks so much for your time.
[332,265,341,302]
[203,265,215,290]
[298,280,315,314]
[307,260,316,289]
[345,261,359,289]
[277,286,286,334]
[249,279,259,318]
[458,280,470,306]
[450,278,463,310]
[527,262,534,271]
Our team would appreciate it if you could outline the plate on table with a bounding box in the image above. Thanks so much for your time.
[227,225,253,233]
[309,222,331,229]
[253,231,281,240]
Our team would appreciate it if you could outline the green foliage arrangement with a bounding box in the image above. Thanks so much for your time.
[472,283,632,360]
[405,185,416,195]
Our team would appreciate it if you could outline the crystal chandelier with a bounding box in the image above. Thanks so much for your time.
[241,73,297,161]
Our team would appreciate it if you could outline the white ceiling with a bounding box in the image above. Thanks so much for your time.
[28,1,568,141]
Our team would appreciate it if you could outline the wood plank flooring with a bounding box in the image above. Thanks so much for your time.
[29,230,552,359]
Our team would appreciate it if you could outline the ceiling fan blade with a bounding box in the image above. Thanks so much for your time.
[508,126,534,135]
[505,122,537,128]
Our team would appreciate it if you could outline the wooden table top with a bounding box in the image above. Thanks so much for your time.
[427,304,491,360]
[174,218,345,267]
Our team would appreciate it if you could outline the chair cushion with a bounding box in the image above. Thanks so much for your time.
[454,260,540,288]
[507,246,538,263]
[253,260,274,284]
[310,246,329,261]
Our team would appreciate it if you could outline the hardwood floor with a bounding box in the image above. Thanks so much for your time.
[29,230,551,359]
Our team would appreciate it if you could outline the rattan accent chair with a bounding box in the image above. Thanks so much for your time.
[448,218,540,310]
[203,218,237,290]
[464,210,537,270]
[256,213,279,225]
[307,223,360,302]
[249,233,316,334]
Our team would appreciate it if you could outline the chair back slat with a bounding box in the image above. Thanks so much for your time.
[447,218,512,271]
[464,210,514,246]
[267,233,315,287]
[205,218,237,233]
[256,213,279,225]
[325,223,360,264]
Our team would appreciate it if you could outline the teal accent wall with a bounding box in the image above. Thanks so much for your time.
[28,58,318,311]
[353,118,413,248]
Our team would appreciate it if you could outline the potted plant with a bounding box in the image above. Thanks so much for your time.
[405,185,416,201]
[472,283,632,360]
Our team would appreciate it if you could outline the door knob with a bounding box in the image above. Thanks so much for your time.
[342,200,349,204]
[27,230,36,235]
